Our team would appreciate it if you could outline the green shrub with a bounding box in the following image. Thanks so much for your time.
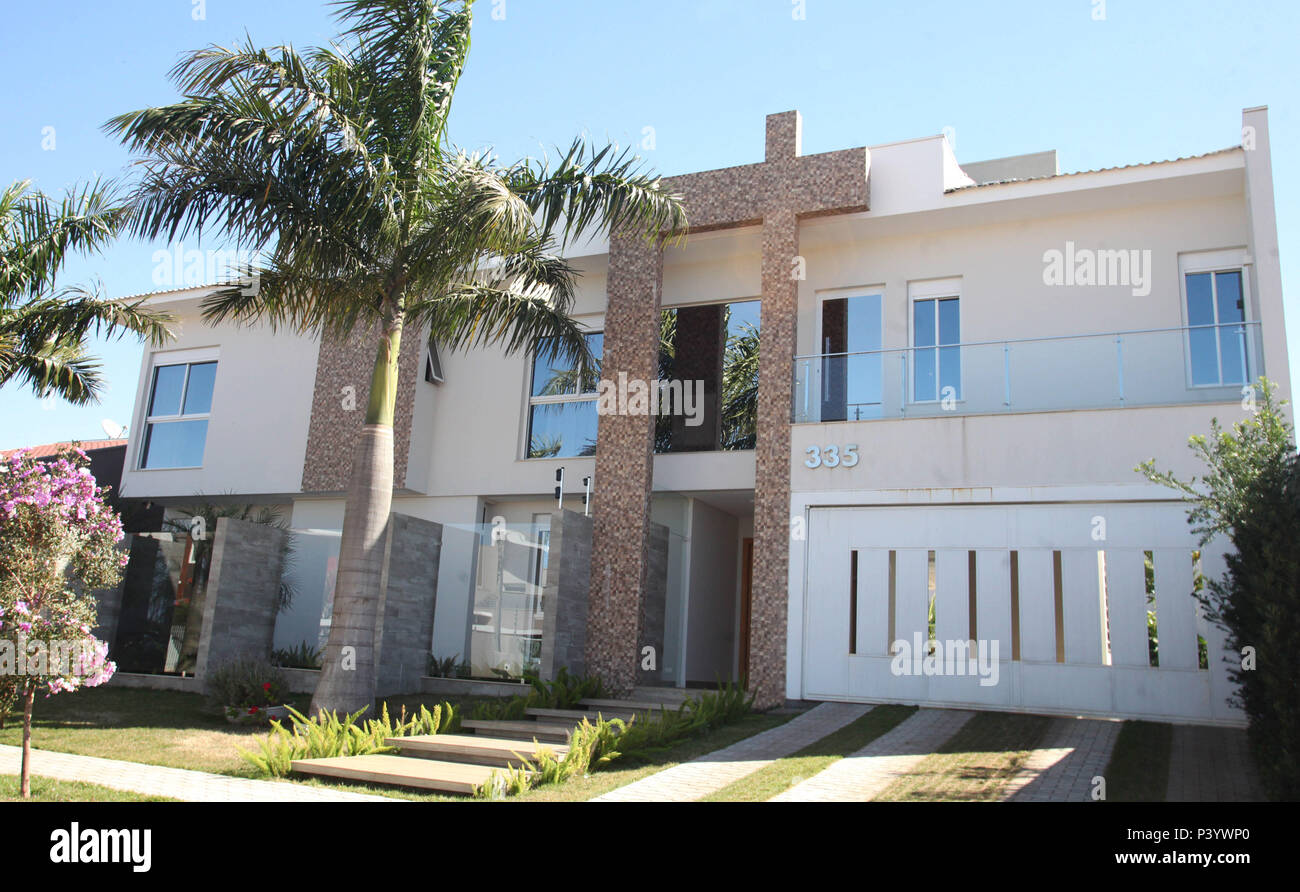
[206,658,289,709]
[469,666,606,721]
[474,680,753,797]
[427,653,471,678]
[271,641,322,670]
[1140,378,1299,799]
[240,700,457,778]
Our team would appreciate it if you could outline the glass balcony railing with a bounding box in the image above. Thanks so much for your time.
[792,322,1263,423]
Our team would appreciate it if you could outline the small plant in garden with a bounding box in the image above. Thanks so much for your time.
[426,653,470,679]
[272,641,322,670]
[469,666,605,721]
[1139,377,1300,799]
[0,448,123,798]
[473,680,754,797]
[240,701,457,777]
[205,658,289,724]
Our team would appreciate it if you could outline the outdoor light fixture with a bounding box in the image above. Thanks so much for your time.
[582,476,592,516]
[554,466,565,509]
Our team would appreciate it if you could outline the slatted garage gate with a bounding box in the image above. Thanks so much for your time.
[801,503,1242,724]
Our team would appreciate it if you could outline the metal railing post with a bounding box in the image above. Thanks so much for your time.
[1002,342,1011,407]
[1116,335,1125,406]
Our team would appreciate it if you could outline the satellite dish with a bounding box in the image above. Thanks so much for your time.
[100,419,126,439]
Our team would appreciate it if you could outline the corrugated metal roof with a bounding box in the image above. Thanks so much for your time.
[946,146,1242,193]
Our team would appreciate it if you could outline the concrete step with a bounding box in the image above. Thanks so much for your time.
[291,754,507,795]
[579,698,677,713]
[525,707,643,724]
[632,686,702,707]
[387,734,568,768]
[460,719,573,743]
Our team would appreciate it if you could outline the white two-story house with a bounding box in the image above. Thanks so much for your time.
[116,105,1287,725]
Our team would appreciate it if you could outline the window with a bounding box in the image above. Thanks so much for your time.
[1185,268,1248,386]
[820,292,882,421]
[655,299,760,452]
[425,340,444,384]
[526,332,602,458]
[141,360,217,468]
[912,294,960,402]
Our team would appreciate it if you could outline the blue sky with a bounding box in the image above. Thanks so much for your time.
[1,0,1297,449]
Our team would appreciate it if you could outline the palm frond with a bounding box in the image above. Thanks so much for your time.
[508,138,688,246]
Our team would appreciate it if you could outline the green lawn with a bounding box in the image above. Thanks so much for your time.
[0,685,790,802]
[1,775,176,802]
[704,705,917,801]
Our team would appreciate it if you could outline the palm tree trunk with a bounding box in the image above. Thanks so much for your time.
[310,317,404,717]
[20,685,35,799]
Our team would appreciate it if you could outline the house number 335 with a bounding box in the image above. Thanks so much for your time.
[804,444,859,469]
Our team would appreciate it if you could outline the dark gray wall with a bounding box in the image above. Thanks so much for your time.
[374,512,442,697]
[540,509,593,679]
[195,516,288,688]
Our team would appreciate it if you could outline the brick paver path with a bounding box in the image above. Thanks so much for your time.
[1003,716,1121,802]
[0,745,398,802]
[590,702,872,802]
[769,708,973,802]
[1166,725,1264,802]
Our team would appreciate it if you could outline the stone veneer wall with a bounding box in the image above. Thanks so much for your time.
[543,510,668,685]
[638,522,669,686]
[588,111,869,708]
[585,231,664,695]
[195,516,289,688]
[373,512,442,697]
[540,509,593,679]
[300,322,424,493]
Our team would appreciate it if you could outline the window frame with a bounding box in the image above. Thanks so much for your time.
[135,348,219,471]
[907,278,963,405]
[815,286,885,421]
[1178,249,1254,390]
[522,330,603,460]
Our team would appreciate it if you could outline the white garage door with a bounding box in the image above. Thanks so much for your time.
[800,503,1241,724]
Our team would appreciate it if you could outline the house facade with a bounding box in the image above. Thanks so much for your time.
[115,106,1288,725]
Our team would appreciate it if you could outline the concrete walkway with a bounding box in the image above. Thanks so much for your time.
[770,708,974,802]
[1003,716,1122,802]
[590,702,872,802]
[0,745,398,802]
[1166,724,1263,801]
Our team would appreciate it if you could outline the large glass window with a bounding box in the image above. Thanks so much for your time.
[526,333,602,458]
[912,297,960,402]
[1186,269,1248,386]
[655,299,760,452]
[820,293,882,421]
[141,360,216,469]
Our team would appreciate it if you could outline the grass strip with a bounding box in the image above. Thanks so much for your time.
[873,711,1053,801]
[1102,720,1172,802]
[703,704,918,802]
[1,775,177,802]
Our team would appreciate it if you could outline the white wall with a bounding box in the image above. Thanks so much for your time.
[120,294,318,500]
[685,498,738,684]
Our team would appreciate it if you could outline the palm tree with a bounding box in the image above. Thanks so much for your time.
[0,179,171,403]
[108,0,685,714]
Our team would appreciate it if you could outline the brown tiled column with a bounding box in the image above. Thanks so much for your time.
[585,229,664,695]
[750,206,799,709]
[586,111,868,704]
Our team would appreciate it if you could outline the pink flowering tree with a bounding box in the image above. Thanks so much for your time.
[0,447,123,797]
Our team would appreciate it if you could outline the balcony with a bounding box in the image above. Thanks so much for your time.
[792,322,1262,423]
